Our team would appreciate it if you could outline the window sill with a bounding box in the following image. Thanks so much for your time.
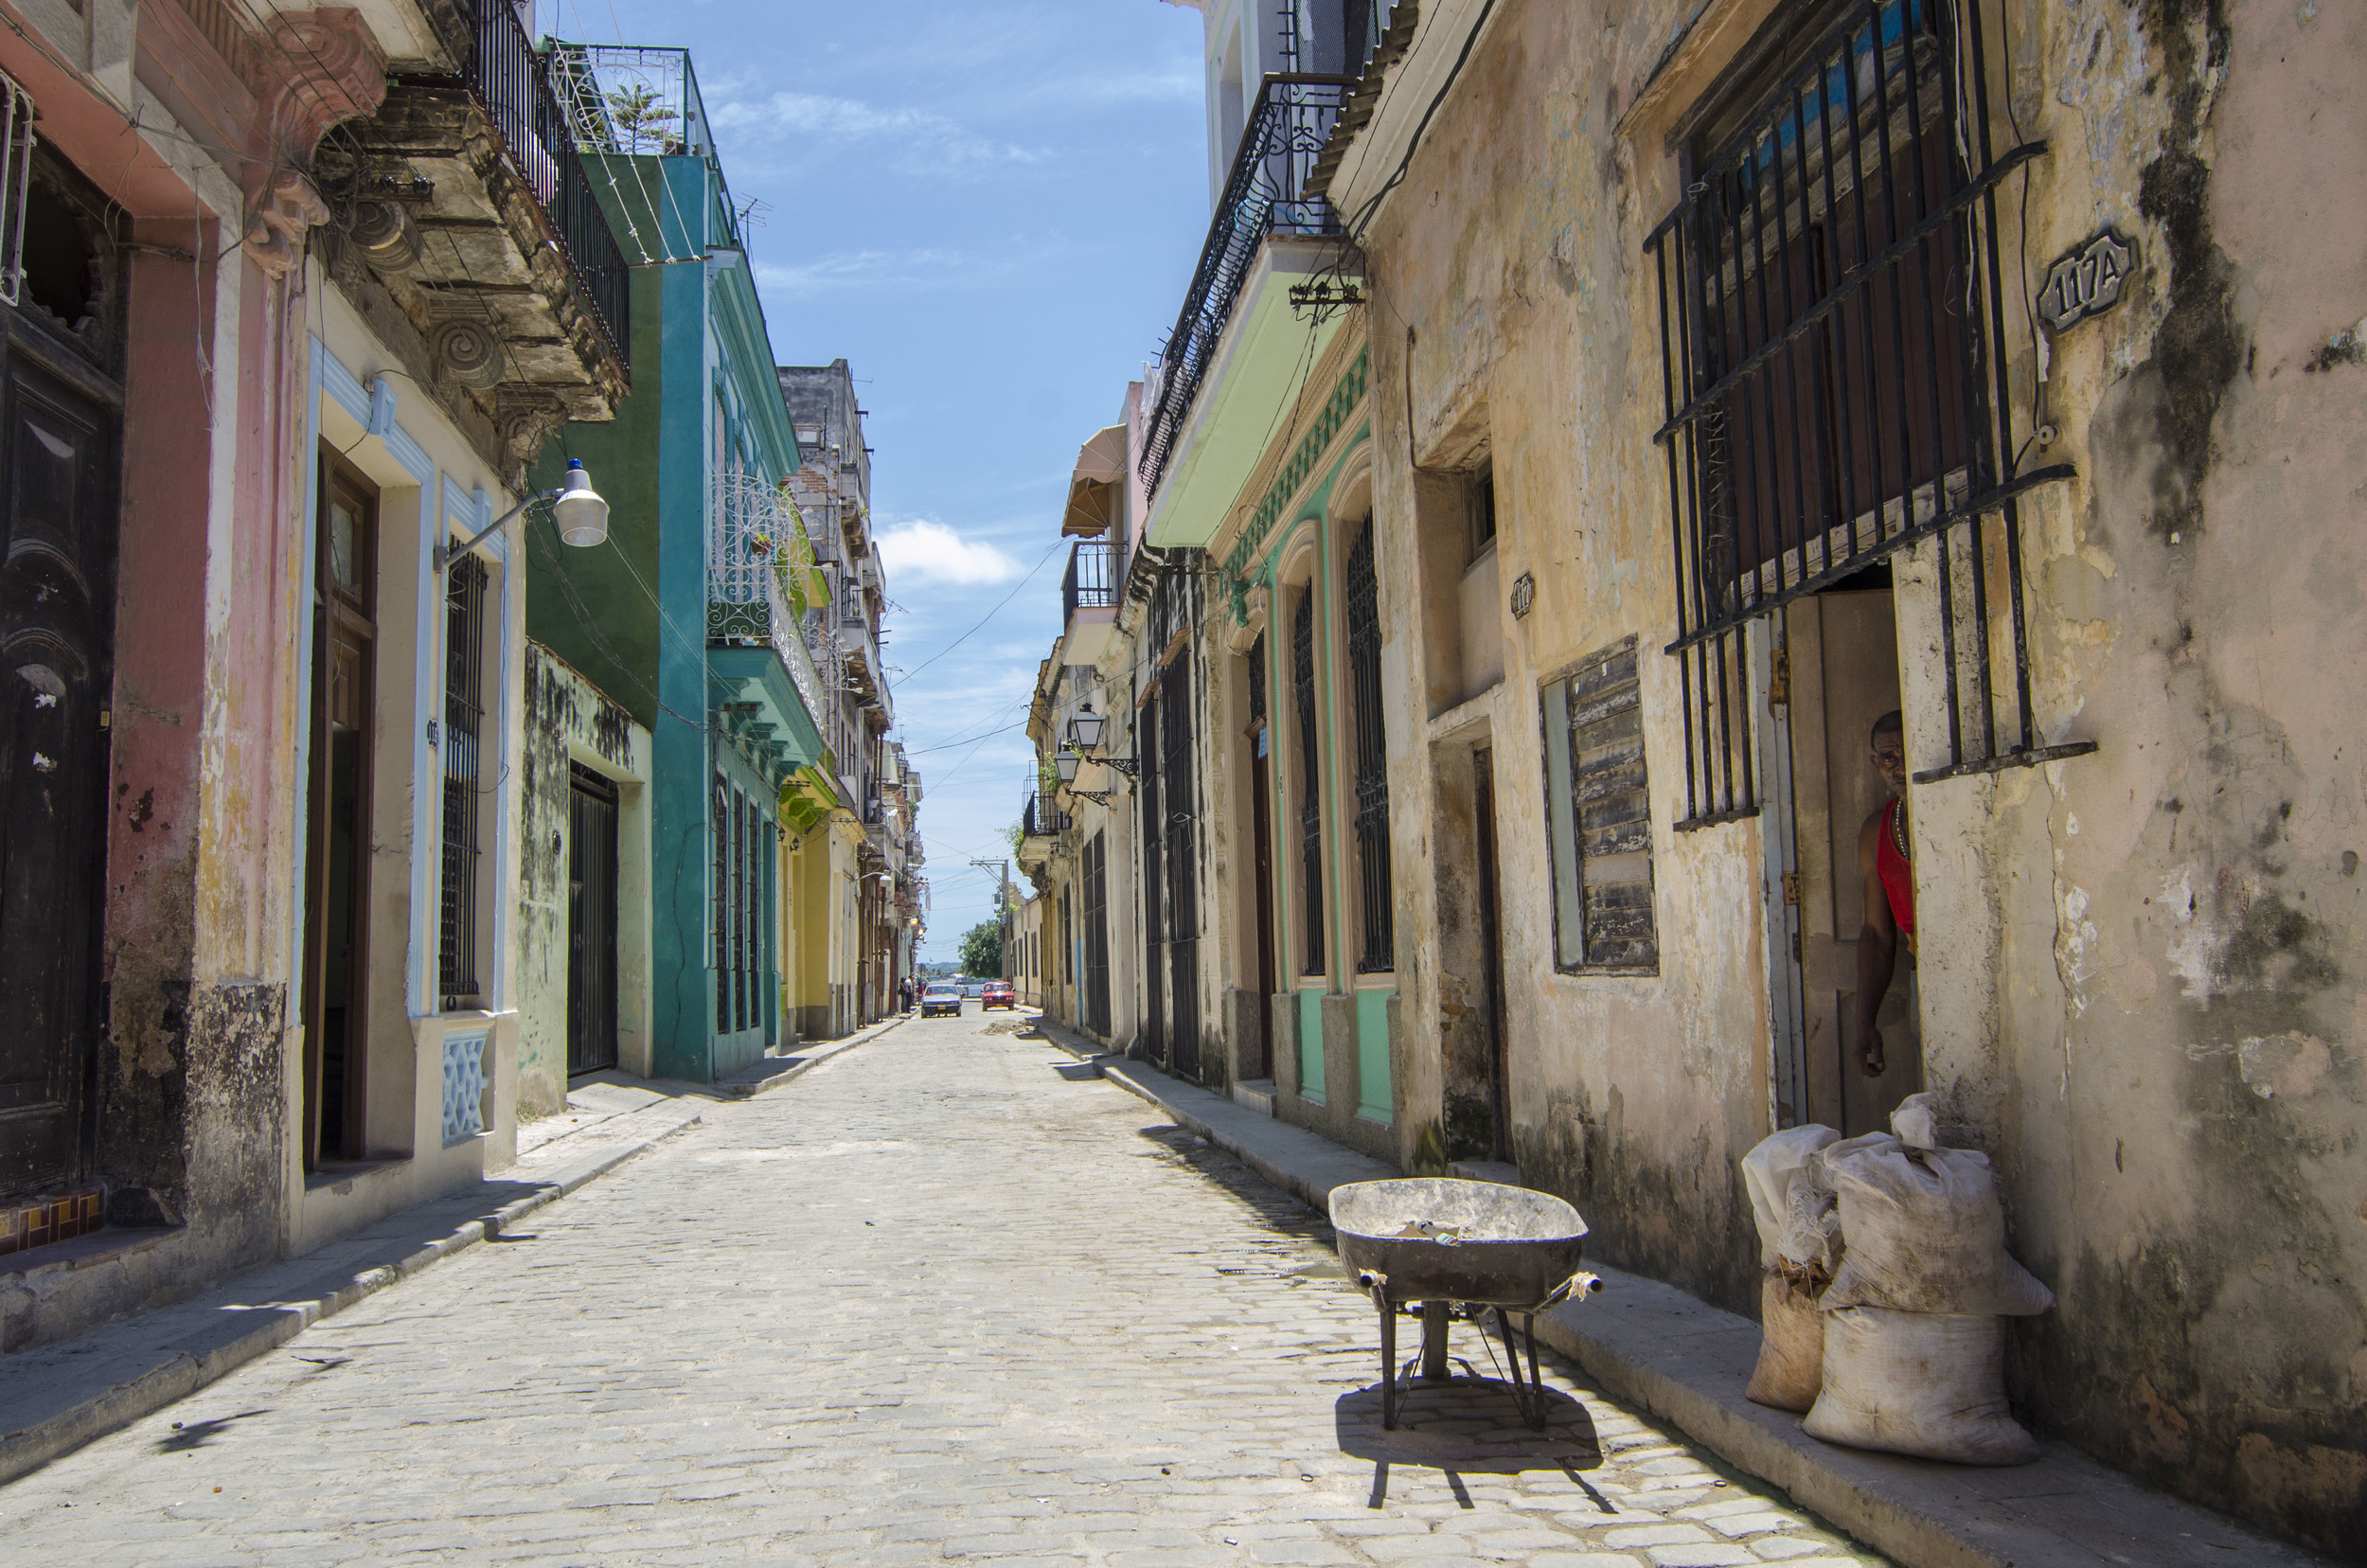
[305,1158,411,1196]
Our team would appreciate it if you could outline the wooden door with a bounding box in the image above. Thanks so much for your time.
[568,764,619,1075]
[1472,748,1510,1162]
[1785,586,1920,1135]
[302,455,377,1166]
[0,346,116,1200]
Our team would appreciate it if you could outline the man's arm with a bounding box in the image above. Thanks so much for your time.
[1854,811,1895,1077]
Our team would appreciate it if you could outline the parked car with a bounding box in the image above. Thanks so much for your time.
[920,983,962,1019]
[962,981,986,999]
[982,981,1015,1010]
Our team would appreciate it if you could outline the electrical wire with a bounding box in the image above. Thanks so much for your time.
[888,533,1069,688]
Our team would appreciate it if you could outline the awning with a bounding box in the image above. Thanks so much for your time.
[1060,424,1130,537]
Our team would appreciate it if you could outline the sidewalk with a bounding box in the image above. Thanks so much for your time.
[1024,1013,2328,1568]
[0,1011,907,1488]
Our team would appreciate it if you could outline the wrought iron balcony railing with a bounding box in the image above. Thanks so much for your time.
[1061,539,1120,623]
[1022,793,1067,840]
[459,1,631,366]
[1138,74,1354,497]
[708,473,825,722]
[548,43,744,253]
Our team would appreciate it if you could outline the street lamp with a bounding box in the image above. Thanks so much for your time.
[1054,749,1081,784]
[1064,698,1138,779]
[435,458,610,571]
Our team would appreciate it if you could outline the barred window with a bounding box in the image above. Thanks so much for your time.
[438,555,489,1008]
[1290,583,1325,976]
[1344,516,1393,972]
[1541,639,1659,971]
[1647,0,2088,822]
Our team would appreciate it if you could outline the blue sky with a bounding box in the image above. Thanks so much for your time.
[549,0,1211,962]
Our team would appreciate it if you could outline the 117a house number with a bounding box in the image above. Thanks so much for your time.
[2037,229,2137,333]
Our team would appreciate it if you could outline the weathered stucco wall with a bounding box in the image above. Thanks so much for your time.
[1351,0,2364,1549]
[516,643,651,1114]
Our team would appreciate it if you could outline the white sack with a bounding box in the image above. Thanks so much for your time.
[1890,1091,1942,1149]
[1804,1308,2038,1465]
[1740,1125,1842,1270]
[1818,1134,2055,1317]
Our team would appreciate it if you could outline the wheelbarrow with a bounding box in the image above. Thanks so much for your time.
[1329,1178,1602,1430]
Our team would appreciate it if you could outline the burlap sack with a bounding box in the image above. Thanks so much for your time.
[1817,1134,2054,1316]
[1804,1307,2039,1465]
[1743,1267,1826,1412]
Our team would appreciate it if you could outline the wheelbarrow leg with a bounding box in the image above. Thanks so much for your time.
[1378,1294,1397,1430]
[1419,1301,1450,1382]
[1496,1308,1543,1430]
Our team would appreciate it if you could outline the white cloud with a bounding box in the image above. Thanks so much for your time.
[875,520,1022,587]
[708,90,1042,175]
[755,248,988,299]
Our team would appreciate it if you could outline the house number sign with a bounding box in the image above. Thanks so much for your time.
[2037,229,2136,333]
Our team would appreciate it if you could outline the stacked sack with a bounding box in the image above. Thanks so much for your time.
[1801,1096,2053,1465]
[1738,1125,1842,1412]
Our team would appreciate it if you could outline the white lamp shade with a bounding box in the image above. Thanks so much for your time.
[552,459,610,547]
[1054,751,1080,783]
[1067,707,1106,751]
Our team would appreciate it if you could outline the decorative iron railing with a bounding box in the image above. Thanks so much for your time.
[708,473,825,722]
[1061,539,1119,622]
[1138,75,1354,497]
[456,2,631,367]
[1022,792,1068,839]
[547,42,743,253]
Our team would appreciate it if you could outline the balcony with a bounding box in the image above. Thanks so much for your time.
[1060,539,1121,665]
[1016,792,1067,870]
[1138,75,1359,548]
[332,1,632,470]
[708,473,827,784]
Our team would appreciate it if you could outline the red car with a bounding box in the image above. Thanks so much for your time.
[982,981,1016,1010]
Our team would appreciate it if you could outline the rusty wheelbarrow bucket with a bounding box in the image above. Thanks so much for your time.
[1329,1178,1602,1431]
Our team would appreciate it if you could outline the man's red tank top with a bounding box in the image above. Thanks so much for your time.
[1878,797,1915,951]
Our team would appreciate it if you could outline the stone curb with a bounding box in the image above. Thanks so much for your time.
[0,1097,704,1488]
[1065,1027,2327,1568]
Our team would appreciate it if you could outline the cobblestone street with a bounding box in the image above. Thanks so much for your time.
[0,1011,1883,1568]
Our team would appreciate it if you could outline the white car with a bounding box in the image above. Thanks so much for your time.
[920,983,962,1019]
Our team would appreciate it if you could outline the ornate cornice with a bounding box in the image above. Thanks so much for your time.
[240,9,387,276]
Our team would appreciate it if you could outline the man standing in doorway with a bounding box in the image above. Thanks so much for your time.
[1854,710,1913,1078]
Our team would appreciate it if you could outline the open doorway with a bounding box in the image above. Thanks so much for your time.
[1765,572,1921,1136]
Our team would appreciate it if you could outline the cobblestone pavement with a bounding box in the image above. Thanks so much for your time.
[0,1008,1886,1568]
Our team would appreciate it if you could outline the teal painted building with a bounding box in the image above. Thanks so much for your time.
[527,45,825,1082]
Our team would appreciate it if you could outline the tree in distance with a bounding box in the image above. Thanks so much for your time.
[959,918,1002,980]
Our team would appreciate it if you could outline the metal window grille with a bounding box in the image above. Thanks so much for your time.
[1248,632,1268,729]
[712,779,728,1030]
[1082,830,1111,1038]
[1291,584,1326,975]
[1344,518,1393,972]
[1161,657,1201,1078]
[1139,704,1166,1062]
[1646,0,2086,826]
[0,69,33,308]
[438,556,489,1008]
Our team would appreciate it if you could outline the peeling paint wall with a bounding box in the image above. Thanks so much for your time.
[1346,0,2366,1549]
[516,643,653,1115]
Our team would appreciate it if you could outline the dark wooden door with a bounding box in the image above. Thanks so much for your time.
[0,346,117,1200]
[302,455,377,1166]
[1249,720,1275,1082]
[1472,748,1510,1162]
[568,763,619,1076]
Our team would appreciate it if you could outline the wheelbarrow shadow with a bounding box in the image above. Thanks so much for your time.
[1335,1379,1607,1507]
